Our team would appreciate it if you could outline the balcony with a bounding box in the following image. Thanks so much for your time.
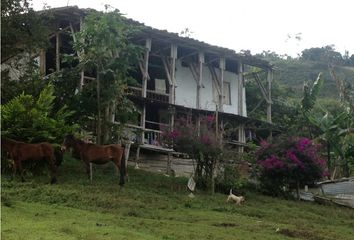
[129,86,169,103]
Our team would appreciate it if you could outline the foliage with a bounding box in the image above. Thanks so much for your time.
[256,136,326,197]
[1,0,49,62]
[256,50,354,99]
[299,71,354,177]
[162,115,222,191]
[1,58,45,103]
[69,7,143,143]
[301,73,323,113]
[301,45,351,66]
[1,84,78,143]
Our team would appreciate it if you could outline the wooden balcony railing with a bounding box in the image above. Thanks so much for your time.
[129,86,169,103]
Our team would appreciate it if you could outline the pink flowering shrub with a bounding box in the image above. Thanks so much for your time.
[256,136,327,197]
[161,115,222,190]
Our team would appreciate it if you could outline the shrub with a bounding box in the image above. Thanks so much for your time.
[161,115,222,191]
[1,84,79,143]
[256,136,327,197]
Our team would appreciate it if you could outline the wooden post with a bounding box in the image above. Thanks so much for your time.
[167,152,172,175]
[55,32,60,72]
[141,105,146,144]
[196,52,204,135]
[219,58,225,112]
[170,44,177,104]
[135,146,141,169]
[238,124,245,153]
[238,61,245,153]
[143,38,151,98]
[39,49,46,77]
[197,52,204,109]
[238,61,244,116]
[140,38,151,145]
[267,69,272,123]
[169,44,177,132]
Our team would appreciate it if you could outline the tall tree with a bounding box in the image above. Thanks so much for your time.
[72,8,142,144]
[1,0,48,63]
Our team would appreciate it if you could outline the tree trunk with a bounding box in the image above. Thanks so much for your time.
[327,142,331,178]
[96,70,101,144]
[102,105,110,144]
[296,179,300,200]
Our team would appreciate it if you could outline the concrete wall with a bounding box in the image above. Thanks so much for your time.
[175,59,247,116]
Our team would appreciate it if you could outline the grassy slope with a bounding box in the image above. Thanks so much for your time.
[2,156,354,240]
[269,59,354,99]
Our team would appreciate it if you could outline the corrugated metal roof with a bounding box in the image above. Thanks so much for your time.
[40,6,273,70]
[320,180,354,195]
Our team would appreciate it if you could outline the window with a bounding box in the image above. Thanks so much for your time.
[223,82,231,105]
[213,81,231,105]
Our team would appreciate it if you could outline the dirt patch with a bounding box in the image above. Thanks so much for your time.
[212,222,238,228]
[279,228,324,240]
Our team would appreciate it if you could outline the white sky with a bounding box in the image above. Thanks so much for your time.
[32,0,354,57]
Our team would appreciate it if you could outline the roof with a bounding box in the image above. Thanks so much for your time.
[39,6,273,70]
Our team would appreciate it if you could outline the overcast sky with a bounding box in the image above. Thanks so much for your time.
[32,0,354,57]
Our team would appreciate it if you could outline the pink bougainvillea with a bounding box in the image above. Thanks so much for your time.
[256,136,327,196]
[258,154,285,170]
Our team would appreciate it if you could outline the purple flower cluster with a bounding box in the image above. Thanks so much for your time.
[286,150,304,169]
[200,135,212,145]
[258,155,285,170]
[168,130,180,140]
[206,115,215,123]
[296,137,312,151]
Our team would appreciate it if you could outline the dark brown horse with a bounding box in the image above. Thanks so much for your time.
[1,138,58,184]
[61,135,126,186]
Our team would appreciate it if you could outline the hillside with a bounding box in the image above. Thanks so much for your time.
[261,58,354,99]
[2,155,354,240]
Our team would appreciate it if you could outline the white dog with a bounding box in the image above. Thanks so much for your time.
[226,189,245,205]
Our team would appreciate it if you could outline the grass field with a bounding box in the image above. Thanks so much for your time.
[2,155,354,240]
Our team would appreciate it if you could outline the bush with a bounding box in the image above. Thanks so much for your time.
[161,115,222,191]
[1,84,79,143]
[256,136,327,197]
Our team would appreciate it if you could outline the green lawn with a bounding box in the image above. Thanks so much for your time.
[2,156,354,240]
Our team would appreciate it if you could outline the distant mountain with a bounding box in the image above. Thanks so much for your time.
[265,58,354,99]
[255,47,354,99]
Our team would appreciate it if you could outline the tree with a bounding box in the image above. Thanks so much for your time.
[71,7,142,143]
[1,0,48,63]
[301,45,344,65]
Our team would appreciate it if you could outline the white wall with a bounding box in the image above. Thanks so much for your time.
[175,60,247,116]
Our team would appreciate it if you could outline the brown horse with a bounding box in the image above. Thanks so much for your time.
[61,135,126,186]
[1,138,58,184]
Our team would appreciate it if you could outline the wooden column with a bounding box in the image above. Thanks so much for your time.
[197,52,204,134]
[76,18,84,91]
[39,49,46,77]
[237,125,245,153]
[55,32,60,72]
[267,69,272,123]
[237,61,245,153]
[219,58,225,112]
[170,44,177,104]
[140,38,151,145]
[170,44,177,132]
[197,52,204,109]
[238,61,244,116]
[142,38,151,98]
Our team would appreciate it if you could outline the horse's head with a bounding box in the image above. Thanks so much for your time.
[61,134,76,152]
